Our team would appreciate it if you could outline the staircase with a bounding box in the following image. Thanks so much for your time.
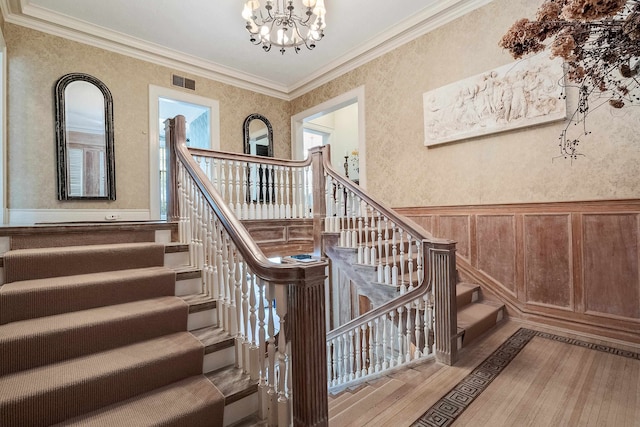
[455,282,504,349]
[0,222,258,426]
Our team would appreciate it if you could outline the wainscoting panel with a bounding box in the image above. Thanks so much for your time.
[476,215,517,295]
[396,200,640,343]
[438,215,471,261]
[523,214,572,309]
[583,213,639,319]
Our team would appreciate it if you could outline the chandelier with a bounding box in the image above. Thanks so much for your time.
[242,0,327,54]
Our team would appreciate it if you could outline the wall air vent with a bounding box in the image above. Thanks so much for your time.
[171,74,196,91]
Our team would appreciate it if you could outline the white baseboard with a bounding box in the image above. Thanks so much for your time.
[7,209,151,225]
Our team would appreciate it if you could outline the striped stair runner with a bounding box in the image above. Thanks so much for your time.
[0,242,224,426]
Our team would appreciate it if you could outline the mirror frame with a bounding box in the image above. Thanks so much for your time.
[243,113,273,157]
[55,72,116,200]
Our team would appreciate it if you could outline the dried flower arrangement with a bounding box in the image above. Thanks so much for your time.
[499,0,640,159]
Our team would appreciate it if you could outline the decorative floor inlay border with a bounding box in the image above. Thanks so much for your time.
[411,328,640,427]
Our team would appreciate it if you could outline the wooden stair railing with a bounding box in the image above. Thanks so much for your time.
[316,144,459,385]
[165,116,459,420]
[166,115,329,427]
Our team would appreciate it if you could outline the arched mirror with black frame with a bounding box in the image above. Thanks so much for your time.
[243,113,273,157]
[243,114,273,204]
[55,73,116,200]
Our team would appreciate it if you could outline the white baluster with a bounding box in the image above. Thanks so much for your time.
[279,166,286,218]
[360,324,367,377]
[355,327,362,379]
[249,272,259,380]
[382,313,389,370]
[374,317,381,373]
[285,166,291,218]
[267,286,277,426]
[397,307,404,366]
[277,295,289,427]
[384,217,391,285]
[388,310,396,368]
[406,303,412,362]
[367,321,374,375]
[257,279,268,420]
[348,330,355,381]
[377,213,383,282]
[407,236,414,291]
[399,229,406,294]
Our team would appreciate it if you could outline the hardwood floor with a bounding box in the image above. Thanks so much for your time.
[328,320,640,426]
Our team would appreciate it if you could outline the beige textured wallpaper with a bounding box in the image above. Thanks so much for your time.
[6,23,291,210]
[291,0,640,207]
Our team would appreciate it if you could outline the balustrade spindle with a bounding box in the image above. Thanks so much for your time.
[382,314,389,370]
[355,327,362,379]
[277,302,288,427]
[413,301,422,359]
[230,249,240,338]
[388,310,396,368]
[331,339,338,387]
[241,163,248,219]
[241,259,250,372]
[399,230,406,294]
[267,164,274,219]
[277,166,285,218]
[215,226,225,327]
[405,303,412,363]
[407,236,414,291]
[424,293,433,355]
[363,205,370,264]
[248,273,259,380]
[348,330,355,381]
[374,317,381,373]
[221,236,230,332]
[257,280,268,419]
[397,307,404,366]
[384,217,390,285]
[391,224,398,286]
[359,324,367,377]
[377,213,383,282]
[343,333,350,384]
[367,321,374,375]
[267,291,277,426]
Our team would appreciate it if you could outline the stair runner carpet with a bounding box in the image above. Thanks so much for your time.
[0,242,224,426]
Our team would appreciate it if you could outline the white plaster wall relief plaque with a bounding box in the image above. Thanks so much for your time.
[423,54,567,146]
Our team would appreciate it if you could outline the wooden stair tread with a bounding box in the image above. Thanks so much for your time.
[181,293,217,313]
[205,366,258,405]
[189,326,234,354]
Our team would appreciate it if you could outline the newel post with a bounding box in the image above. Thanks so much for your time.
[164,115,186,223]
[309,146,327,257]
[428,240,459,365]
[288,263,328,427]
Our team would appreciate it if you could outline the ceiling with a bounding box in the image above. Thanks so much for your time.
[1,0,492,99]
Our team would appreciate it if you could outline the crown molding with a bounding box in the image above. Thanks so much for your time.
[1,0,494,101]
[288,0,494,99]
[3,0,291,99]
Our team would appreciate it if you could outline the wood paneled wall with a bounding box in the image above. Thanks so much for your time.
[242,219,314,258]
[396,200,640,343]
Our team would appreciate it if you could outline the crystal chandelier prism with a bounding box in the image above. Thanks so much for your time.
[242,0,327,54]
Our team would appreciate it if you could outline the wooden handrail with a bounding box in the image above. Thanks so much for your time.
[320,145,451,245]
[171,122,326,284]
[168,115,329,426]
[188,146,313,168]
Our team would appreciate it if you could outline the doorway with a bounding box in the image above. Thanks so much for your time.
[148,85,220,219]
[291,86,366,187]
